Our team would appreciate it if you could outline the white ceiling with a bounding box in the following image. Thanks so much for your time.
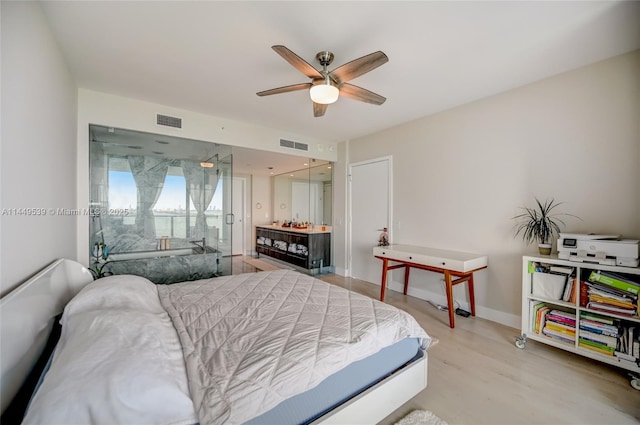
[40,1,640,162]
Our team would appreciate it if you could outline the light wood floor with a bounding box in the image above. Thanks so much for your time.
[233,257,640,424]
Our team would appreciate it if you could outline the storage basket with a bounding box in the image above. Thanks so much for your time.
[531,272,567,300]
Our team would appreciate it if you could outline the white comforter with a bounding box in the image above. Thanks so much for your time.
[23,270,431,425]
[158,270,431,425]
[22,275,198,425]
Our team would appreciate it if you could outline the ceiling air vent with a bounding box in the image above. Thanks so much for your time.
[280,139,295,148]
[294,142,308,151]
[280,139,308,151]
[156,114,182,129]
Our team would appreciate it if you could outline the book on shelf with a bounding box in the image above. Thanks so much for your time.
[562,277,576,302]
[579,281,590,307]
[543,327,575,343]
[587,287,636,303]
[545,329,576,344]
[569,278,578,304]
[587,293,634,309]
[530,301,547,334]
[535,305,551,335]
[579,339,615,356]
[583,280,637,301]
[588,270,640,295]
[584,277,639,317]
[586,301,637,316]
[579,321,620,337]
[546,309,576,325]
[578,329,617,348]
[545,321,576,335]
[579,311,617,325]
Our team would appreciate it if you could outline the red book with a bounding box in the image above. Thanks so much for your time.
[580,281,589,307]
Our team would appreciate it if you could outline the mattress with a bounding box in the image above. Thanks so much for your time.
[248,337,423,424]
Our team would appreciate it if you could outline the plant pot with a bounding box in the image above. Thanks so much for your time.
[538,243,552,255]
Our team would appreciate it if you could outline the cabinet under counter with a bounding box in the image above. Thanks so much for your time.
[255,225,331,271]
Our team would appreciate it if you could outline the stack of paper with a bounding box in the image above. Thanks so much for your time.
[585,271,639,317]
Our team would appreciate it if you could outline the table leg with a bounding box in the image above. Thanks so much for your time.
[403,265,411,295]
[444,270,455,328]
[380,258,389,302]
[468,272,476,317]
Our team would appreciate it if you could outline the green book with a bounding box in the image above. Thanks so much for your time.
[579,311,615,325]
[579,339,615,355]
[589,271,640,295]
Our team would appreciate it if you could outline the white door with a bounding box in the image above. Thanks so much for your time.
[349,157,392,284]
[232,177,245,255]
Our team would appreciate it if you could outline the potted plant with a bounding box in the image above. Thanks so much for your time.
[512,198,580,255]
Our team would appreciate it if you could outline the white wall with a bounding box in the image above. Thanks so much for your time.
[332,141,349,276]
[335,50,640,327]
[251,175,273,254]
[0,2,78,296]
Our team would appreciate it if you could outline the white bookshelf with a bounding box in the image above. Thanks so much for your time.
[517,255,640,390]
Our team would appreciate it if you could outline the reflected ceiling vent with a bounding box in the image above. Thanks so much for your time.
[280,139,308,151]
[156,114,182,129]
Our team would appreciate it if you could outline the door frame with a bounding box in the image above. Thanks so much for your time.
[347,155,393,278]
[232,176,246,256]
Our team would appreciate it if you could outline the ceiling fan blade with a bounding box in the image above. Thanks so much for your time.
[330,51,388,84]
[272,45,323,79]
[257,83,312,97]
[313,102,328,117]
[339,83,386,105]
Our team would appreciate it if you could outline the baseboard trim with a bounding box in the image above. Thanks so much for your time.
[304,266,518,328]
[385,281,520,329]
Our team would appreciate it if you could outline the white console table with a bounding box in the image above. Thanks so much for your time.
[373,244,488,328]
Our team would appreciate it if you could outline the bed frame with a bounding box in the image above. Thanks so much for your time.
[0,259,428,423]
[0,259,94,414]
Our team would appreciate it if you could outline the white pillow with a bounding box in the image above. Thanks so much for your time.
[22,275,197,425]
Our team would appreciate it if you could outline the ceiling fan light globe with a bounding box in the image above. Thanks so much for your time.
[310,84,339,105]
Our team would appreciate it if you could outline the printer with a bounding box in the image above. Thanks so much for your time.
[557,233,640,267]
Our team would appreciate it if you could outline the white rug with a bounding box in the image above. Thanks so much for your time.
[394,410,449,425]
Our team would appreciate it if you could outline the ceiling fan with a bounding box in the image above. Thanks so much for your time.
[257,45,388,117]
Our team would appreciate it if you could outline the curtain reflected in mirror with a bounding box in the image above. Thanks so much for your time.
[128,156,169,240]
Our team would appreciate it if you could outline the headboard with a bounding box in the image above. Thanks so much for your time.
[0,259,93,414]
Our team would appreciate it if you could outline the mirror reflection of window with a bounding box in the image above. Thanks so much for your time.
[108,169,136,214]
[152,168,189,239]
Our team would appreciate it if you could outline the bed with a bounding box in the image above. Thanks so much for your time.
[1,259,432,424]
